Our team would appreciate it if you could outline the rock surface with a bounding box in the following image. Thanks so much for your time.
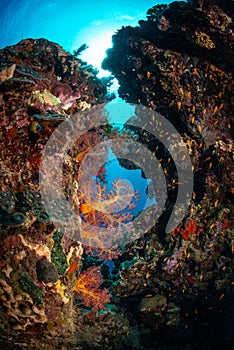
[0,0,234,348]
[102,0,234,348]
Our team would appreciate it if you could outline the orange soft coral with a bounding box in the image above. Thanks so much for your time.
[73,266,111,310]
[74,177,139,257]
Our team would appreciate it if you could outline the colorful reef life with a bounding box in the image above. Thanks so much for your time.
[73,266,111,310]
[0,1,234,349]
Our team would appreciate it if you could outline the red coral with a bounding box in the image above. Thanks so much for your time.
[27,152,41,171]
[172,220,203,241]
[73,266,111,310]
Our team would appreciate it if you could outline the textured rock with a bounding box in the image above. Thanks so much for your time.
[102,0,234,348]
[0,38,104,347]
[0,1,234,349]
[36,259,59,284]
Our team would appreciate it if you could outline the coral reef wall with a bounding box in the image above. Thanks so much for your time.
[0,0,234,348]
[0,38,109,349]
[101,0,234,349]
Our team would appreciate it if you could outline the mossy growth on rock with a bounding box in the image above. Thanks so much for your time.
[20,271,44,305]
[51,230,68,275]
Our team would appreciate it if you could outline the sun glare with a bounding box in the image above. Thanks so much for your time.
[73,31,114,77]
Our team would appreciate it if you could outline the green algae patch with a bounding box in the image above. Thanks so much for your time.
[20,272,44,305]
[51,230,68,275]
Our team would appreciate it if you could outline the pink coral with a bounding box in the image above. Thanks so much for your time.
[52,83,80,110]
[163,248,183,275]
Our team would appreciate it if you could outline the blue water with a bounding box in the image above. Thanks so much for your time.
[0,0,176,77]
[0,0,160,230]
[105,98,136,123]
[100,147,156,218]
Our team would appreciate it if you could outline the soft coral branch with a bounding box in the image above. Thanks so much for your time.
[74,176,139,257]
[79,178,139,218]
[73,266,111,310]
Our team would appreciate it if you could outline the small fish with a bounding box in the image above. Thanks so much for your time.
[197,124,202,133]
[179,88,184,95]
[219,103,224,110]
[219,293,225,300]
[146,71,151,78]
[177,101,181,110]
[30,121,41,133]
[193,68,200,77]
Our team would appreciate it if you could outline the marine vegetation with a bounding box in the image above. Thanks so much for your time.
[0,1,233,349]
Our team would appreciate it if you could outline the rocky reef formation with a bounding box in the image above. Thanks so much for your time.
[101,0,234,349]
[0,0,234,349]
[0,39,116,349]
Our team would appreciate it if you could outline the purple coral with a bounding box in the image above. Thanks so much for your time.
[52,83,81,110]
